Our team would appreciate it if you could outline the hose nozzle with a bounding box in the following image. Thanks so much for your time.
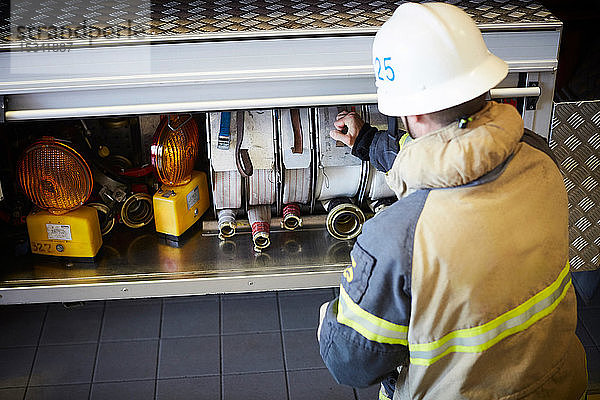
[324,198,365,240]
[248,205,271,252]
[217,209,237,240]
[281,203,302,230]
[88,202,116,236]
[121,193,154,229]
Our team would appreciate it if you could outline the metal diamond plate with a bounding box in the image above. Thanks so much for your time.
[1,0,559,45]
[550,101,600,271]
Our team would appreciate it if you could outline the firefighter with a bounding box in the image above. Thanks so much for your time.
[318,2,588,399]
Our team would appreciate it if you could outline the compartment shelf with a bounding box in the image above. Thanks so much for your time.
[0,221,350,304]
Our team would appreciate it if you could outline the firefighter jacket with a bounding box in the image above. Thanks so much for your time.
[318,101,588,399]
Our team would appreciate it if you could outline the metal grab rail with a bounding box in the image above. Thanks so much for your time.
[490,87,541,98]
[4,88,540,121]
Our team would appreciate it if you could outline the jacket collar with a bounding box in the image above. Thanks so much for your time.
[385,101,524,199]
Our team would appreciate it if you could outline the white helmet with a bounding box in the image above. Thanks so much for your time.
[373,2,508,116]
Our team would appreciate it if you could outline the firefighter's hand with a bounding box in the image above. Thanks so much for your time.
[329,111,364,148]
[317,301,330,342]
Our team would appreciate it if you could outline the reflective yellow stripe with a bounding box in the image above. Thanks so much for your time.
[379,385,392,400]
[337,285,408,345]
[398,132,410,151]
[410,262,569,352]
[409,262,572,366]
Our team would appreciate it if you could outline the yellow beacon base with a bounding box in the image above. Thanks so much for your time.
[153,170,210,238]
[27,206,103,260]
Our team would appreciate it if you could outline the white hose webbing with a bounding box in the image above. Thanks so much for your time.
[283,168,311,204]
[213,170,242,209]
[248,169,276,206]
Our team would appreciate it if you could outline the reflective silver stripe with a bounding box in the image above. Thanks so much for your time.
[338,286,408,345]
[409,270,571,362]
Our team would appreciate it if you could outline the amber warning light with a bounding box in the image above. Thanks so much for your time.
[17,137,102,259]
[18,138,93,214]
[151,114,209,239]
[151,114,199,186]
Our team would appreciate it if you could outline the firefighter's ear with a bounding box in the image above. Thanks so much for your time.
[404,114,442,138]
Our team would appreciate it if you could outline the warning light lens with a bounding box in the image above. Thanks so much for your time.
[151,114,199,186]
[17,138,93,215]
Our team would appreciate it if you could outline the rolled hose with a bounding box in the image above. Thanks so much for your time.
[121,193,154,228]
[217,209,237,240]
[324,198,365,240]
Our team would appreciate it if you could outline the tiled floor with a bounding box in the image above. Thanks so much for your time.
[0,287,598,400]
[0,289,378,400]
[578,290,600,395]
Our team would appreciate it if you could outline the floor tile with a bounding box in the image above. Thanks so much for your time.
[29,344,96,386]
[94,340,158,382]
[156,376,220,400]
[576,291,586,309]
[161,298,219,338]
[580,307,600,345]
[101,303,161,341]
[40,304,103,345]
[163,294,219,304]
[91,380,154,400]
[25,384,90,400]
[0,304,47,313]
[222,292,276,300]
[279,288,334,297]
[59,301,104,309]
[279,291,334,330]
[83,300,105,308]
[159,337,219,379]
[576,318,595,347]
[105,298,162,307]
[288,368,356,400]
[222,295,279,334]
[589,287,600,308]
[585,346,600,385]
[222,332,284,374]
[0,387,26,400]
[0,347,36,388]
[355,384,381,400]
[223,371,287,400]
[283,330,325,370]
[0,308,46,347]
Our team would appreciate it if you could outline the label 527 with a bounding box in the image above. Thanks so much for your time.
[31,242,53,253]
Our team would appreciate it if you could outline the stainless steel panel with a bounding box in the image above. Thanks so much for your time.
[1,29,560,123]
[521,71,557,138]
[1,29,561,93]
[2,0,559,48]
[550,101,600,271]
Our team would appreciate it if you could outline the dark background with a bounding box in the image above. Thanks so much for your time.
[542,1,600,101]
